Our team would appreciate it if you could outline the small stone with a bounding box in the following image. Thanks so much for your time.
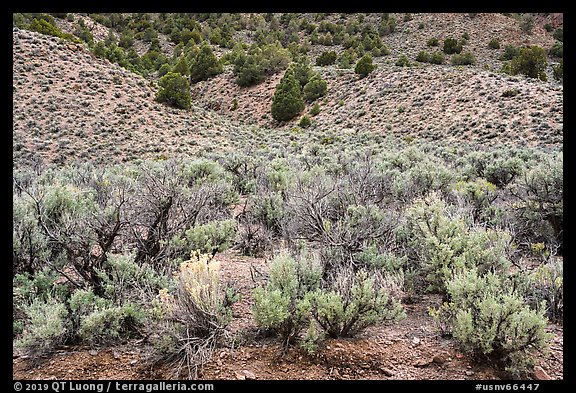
[331,368,342,379]
[113,350,120,359]
[235,372,246,380]
[432,352,449,365]
[413,358,432,367]
[466,370,475,376]
[129,359,137,365]
[89,350,98,356]
[534,366,552,380]
[412,337,421,345]
[380,367,394,377]
[242,370,256,380]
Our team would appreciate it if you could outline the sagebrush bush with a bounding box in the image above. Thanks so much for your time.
[68,288,146,344]
[78,303,145,344]
[483,157,524,187]
[169,220,236,258]
[13,268,66,304]
[101,253,170,303]
[451,178,499,224]
[509,154,563,252]
[520,259,563,322]
[153,251,234,378]
[16,297,69,355]
[356,245,406,271]
[309,268,405,338]
[402,192,511,295]
[183,219,237,255]
[252,251,322,348]
[443,268,551,377]
[251,192,284,235]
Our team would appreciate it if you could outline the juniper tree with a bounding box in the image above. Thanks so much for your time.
[271,70,304,122]
[189,42,223,83]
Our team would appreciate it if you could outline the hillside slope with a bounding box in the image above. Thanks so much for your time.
[193,64,563,148]
[13,28,249,167]
[13,13,563,168]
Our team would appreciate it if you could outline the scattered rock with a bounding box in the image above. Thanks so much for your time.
[380,367,395,377]
[89,350,98,356]
[432,352,450,365]
[331,367,342,379]
[242,370,257,380]
[413,358,432,368]
[412,337,421,345]
[465,370,475,376]
[533,366,552,380]
[234,372,245,380]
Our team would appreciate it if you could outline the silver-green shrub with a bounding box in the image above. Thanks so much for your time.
[252,251,322,348]
[16,297,69,354]
[309,268,405,338]
[444,268,551,377]
[403,192,511,294]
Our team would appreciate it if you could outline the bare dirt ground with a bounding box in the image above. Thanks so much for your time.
[13,250,563,381]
